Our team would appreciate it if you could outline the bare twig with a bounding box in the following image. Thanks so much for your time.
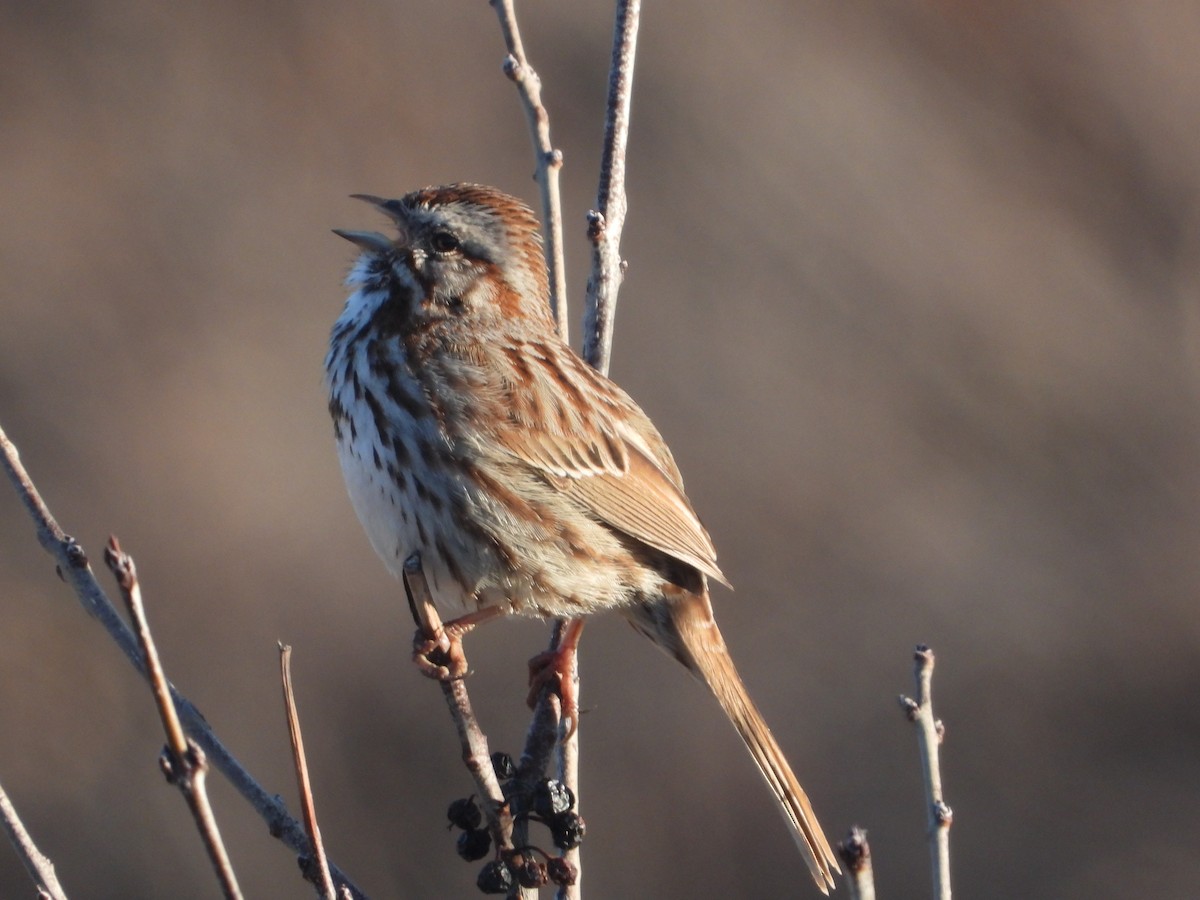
[104,536,243,900]
[489,4,585,895]
[279,644,336,900]
[900,645,952,900]
[552,622,580,900]
[473,7,643,897]
[0,422,367,900]
[532,12,648,894]
[582,0,642,375]
[402,555,516,855]
[490,0,568,338]
[513,620,574,899]
[837,827,875,900]
[0,778,69,900]
[511,690,562,900]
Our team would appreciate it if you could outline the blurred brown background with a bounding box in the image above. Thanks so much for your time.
[2,1,1199,897]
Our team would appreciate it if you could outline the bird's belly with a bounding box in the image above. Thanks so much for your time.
[335,426,479,619]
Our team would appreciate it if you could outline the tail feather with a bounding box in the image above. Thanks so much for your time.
[631,591,839,893]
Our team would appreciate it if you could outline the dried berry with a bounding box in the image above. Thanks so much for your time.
[456,828,491,862]
[447,796,482,831]
[490,751,516,780]
[513,855,549,888]
[550,811,585,850]
[476,860,514,894]
[547,855,578,886]
[533,778,575,818]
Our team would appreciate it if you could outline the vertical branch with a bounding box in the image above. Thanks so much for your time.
[279,645,336,900]
[900,645,953,900]
[582,0,642,376]
[552,623,580,900]
[104,537,243,900]
[489,4,589,896]
[0,779,69,900]
[486,7,642,897]
[513,686,564,900]
[491,0,569,339]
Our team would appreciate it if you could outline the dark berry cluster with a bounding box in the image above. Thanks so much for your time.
[476,847,578,895]
[445,752,585,894]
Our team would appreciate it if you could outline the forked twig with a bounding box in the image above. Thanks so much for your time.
[279,644,336,900]
[553,7,642,892]
[402,555,516,856]
[837,826,875,900]
[489,4,585,897]
[900,645,952,900]
[0,778,69,900]
[475,5,644,896]
[103,536,243,900]
[582,0,641,376]
[490,0,568,338]
[0,422,367,900]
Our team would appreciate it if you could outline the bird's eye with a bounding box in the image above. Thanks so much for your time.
[430,230,461,255]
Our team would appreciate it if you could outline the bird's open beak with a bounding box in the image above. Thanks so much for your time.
[344,193,410,247]
[331,229,395,253]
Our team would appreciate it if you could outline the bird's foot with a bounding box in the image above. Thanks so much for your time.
[411,607,502,681]
[412,625,469,681]
[527,619,586,737]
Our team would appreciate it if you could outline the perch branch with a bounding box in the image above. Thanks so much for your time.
[103,536,242,900]
[402,555,516,856]
[900,644,952,900]
[837,827,874,900]
[279,644,336,900]
[0,421,367,900]
[514,621,574,900]
[582,0,641,375]
[489,3,586,895]
[537,9,645,893]
[552,624,580,900]
[490,0,568,339]
[0,777,69,900]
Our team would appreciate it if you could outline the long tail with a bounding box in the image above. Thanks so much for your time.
[628,590,840,893]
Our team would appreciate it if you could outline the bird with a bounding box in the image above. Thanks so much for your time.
[325,183,839,891]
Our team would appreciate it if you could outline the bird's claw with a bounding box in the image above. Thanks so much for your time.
[412,628,469,681]
[527,646,580,738]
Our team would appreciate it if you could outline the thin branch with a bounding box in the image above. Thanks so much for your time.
[279,644,336,900]
[582,0,641,375]
[837,827,875,900]
[402,555,516,856]
[552,624,580,900]
[489,4,584,896]
[0,422,368,900]
[102,538,188,760]
[900,645,952,900]
[104,536,243,900]
[490,0,568,339]
[514,625,569,900]
[0,778,69,900]
[535,11,647,894]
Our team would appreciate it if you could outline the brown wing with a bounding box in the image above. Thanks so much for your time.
[559,437,730,586]
[491,342,729,586]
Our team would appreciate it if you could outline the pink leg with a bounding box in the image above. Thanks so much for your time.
[412,606,503,681]
[527,618,586,735]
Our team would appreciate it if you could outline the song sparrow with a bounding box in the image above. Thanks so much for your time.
[325,183,838,891]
